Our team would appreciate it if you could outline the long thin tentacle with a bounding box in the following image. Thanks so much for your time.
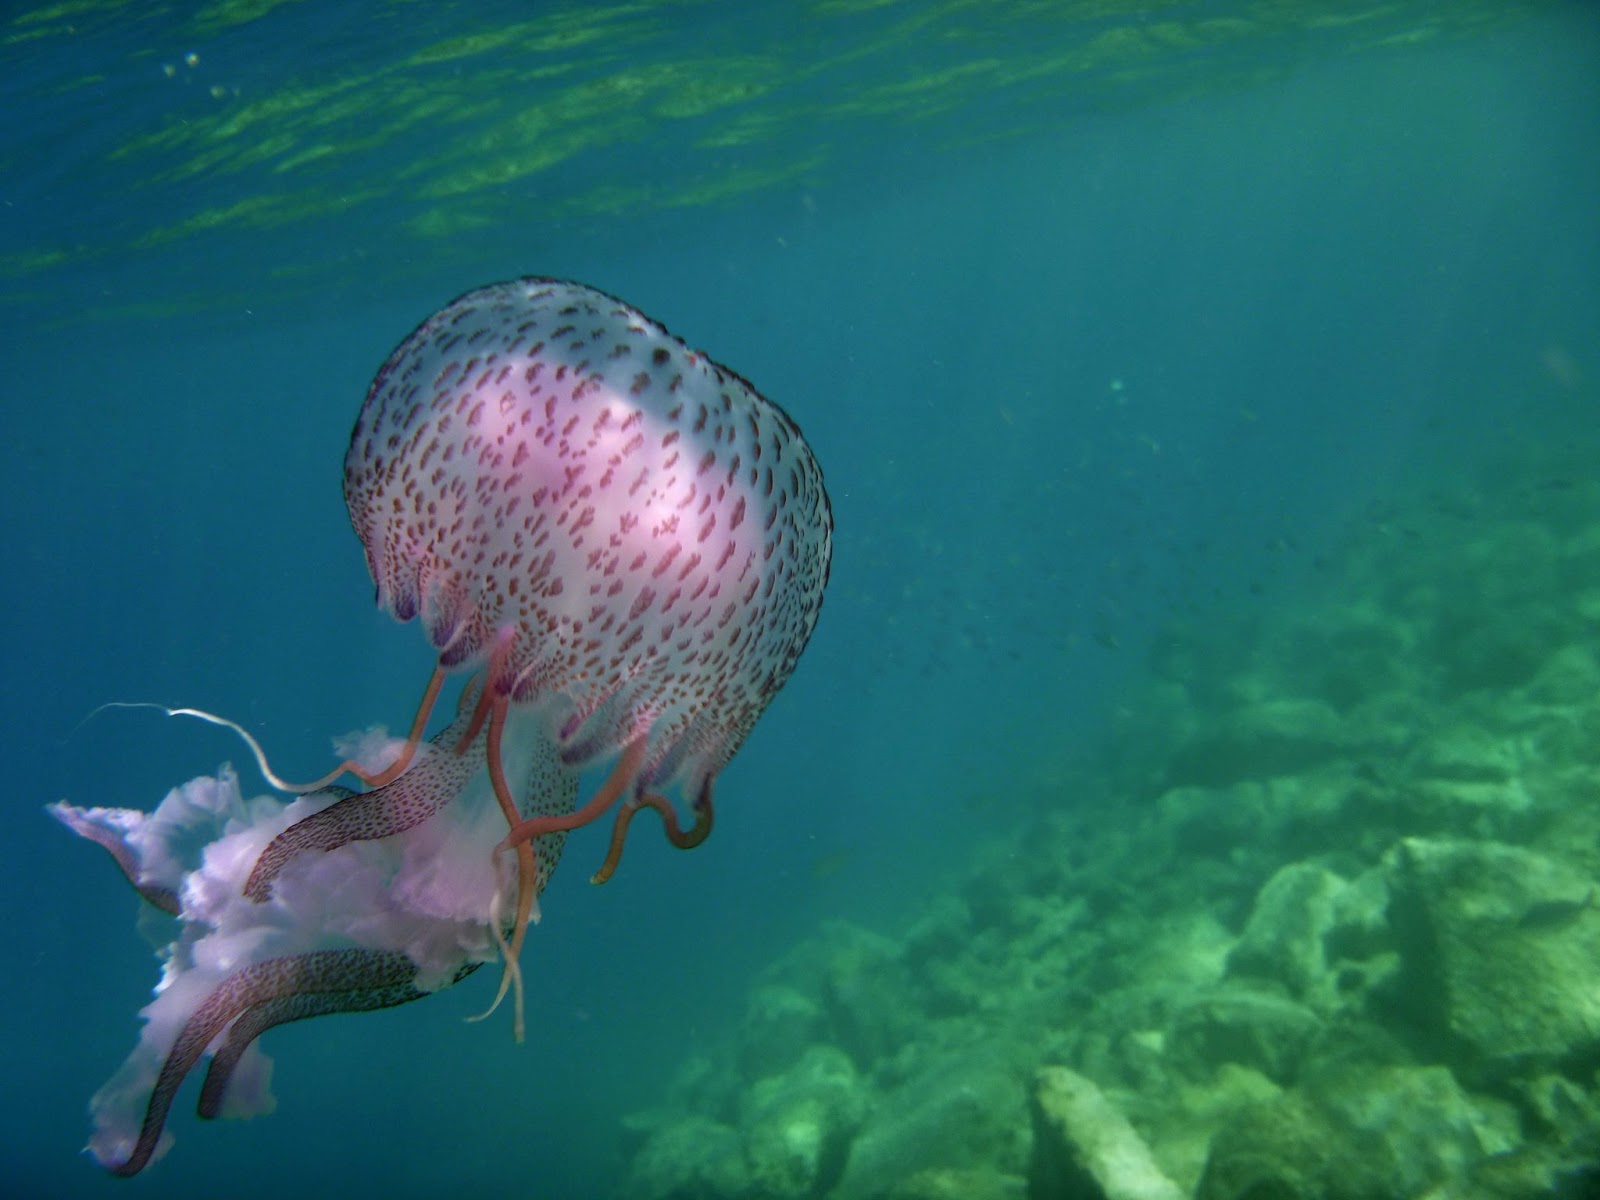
[97,669,446,796]
[466,738,645,1038]
[467,710,576,1038]
[471,694,537,1042]
[474,736,643,1028]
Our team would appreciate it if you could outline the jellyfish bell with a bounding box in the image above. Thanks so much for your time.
[55,278,832,1175]
[351,276,832,789]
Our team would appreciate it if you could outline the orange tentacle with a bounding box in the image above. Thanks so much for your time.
[483,692,536,1043]
[453,630,514,756]
[354,666,447,788]
[193,666,447,796]
[590,785,715,885]
[496,735,647,852]
[452,676,497,755]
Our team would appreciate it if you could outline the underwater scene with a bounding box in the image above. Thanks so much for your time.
[3,1,1598,1197]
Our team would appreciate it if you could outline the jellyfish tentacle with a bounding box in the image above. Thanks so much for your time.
[341,665,447,789]
[280,664,446,792]
[453,629,516,755]
[496,734,647,853]
[471,736,645,1038]
[154,667,446,797]
[468,714,577,1038]
[106,949,417,1177]
[242,708,479,903]
[590,781,715,885]
[453,671,498,753]
[479,690,536,1043]
[466,849,520,1033]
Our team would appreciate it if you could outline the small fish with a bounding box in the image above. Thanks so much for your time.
[811,849,852,882]
[1517,888,1596,931]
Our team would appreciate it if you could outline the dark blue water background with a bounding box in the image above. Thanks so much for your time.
[2,3,1597,1197]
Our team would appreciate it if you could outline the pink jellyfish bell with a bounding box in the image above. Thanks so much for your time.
[55,278,831,1175]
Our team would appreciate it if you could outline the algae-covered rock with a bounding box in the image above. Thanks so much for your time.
[656,1050,744,1122]
[1457,1150,1600,1200]
[1027,1066,1184,1200]
[1384,836,1600,1073]
[623,1114,753,1200]
[833,1045,1029,1200]
[1398,724,1537,838]
[888,1166,1025,1200]
[1405,724,1520,785]
[818,923,921,1067]
[902,894,975,969]
[1228,862,1349,995]
[1269,603,1418,713]
[1195,1091,1394,1200]
[739,984,826,1079]
[1521,642,1600,706]
[1166,986,1323,1085]
[1512,1072,1600,1151]
[615,461,1600,1199]
[1155,1065,1283,1190]
[1312,1064,1519,1195]
[1226,861,1397,1017]
[1197,1064,1517,1199]
[742,1044,867,1199]
[1165,697,1348,789]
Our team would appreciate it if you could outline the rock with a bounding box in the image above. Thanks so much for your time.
[818,922,921,1068]
[1383,836,1600,1074]
[1512,1072,1600,1151]
[833,1045,1030,1200]
[1200,1063,1520,1198]
[659,1051,742,1121]
[903,895,975,968]
[1521,643,1600,706]
[1158,782,1270,860]
[1284,605,1416,712]
[622,1114,753,1200]
[1404,725,1519,785]
[1152,1066,1283,1190]
[741,1044,867,1199]
[1443,614,1566,693]
[888,1167,1026,1200]
[1226,862,1396,1018]
[1461,1149,1600,1200]
[1227,863,1348,996]
[1165,698,1347,789]
[1399,724,1536,838]
[1194,1091,1396,1200]
[1027,1066,1184,1200]
[738,985,826,1079]
[1166,987,1323,1086]
[1312,1064,1518,1195]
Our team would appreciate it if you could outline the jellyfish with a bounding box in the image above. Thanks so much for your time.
[56,278,833,1175]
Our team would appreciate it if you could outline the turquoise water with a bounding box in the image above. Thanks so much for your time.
[2,2,1597,1197]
